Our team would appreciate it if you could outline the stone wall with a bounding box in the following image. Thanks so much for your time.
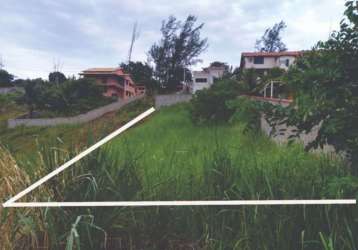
[8,95,144,128]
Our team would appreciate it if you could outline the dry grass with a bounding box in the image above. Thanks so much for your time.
[0,146,49,250]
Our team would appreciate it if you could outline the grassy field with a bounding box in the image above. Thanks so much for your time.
[1,102,358,249]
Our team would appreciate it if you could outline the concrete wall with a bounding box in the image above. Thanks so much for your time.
[260,116,335,153]
[255,97,335,153]
[8,95,144,128]
[155,94,192,108]
[0,87,24,94]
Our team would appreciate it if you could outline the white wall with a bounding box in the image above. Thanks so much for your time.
[244,57,277,69]
[277,56,296,70]
[191,71,214,93]
[243,56,296,70]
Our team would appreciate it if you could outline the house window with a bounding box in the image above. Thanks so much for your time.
[285,59,290,67]
[253,56,264,64]
[195,78,207,83]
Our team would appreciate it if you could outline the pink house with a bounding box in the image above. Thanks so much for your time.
[80,67,145,99]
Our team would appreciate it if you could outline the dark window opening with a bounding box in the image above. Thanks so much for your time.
[285,59,290,67]
[195,78,207,83]
[254,56,264,64]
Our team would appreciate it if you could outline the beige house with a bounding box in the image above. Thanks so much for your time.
[240,51,302,73]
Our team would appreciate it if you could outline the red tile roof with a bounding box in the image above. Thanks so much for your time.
[81,67,127,76]
[241,51,302,57]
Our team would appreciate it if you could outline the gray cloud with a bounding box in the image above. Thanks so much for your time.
[0,0,345,79]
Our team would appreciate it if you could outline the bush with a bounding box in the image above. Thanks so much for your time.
[190,79,244,124]
[227,96,264,133]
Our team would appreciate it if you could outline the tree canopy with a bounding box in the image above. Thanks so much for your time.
[0,69,14,87]
[255,21,287,52]
[120,61,158,92]
[148,15,208,91]
[48,71,67,84]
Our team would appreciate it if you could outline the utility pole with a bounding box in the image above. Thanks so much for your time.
[0,54,4,70]
[128,21,140,63]
[53,58,63,84]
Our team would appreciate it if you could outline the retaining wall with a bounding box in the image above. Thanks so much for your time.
[8,95,144,128]
[155,94,192,108]
[254,96,335,153]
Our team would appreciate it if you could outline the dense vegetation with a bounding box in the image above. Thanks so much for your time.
[120,61,159,94]
[266,1,358,174]
[1,104,357,249]
[18,77,114,117]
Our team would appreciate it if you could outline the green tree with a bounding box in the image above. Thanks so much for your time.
[267,1,358,173]
[0,69,14,87]
[149,15,208,91]
[19,78,47,117]
[48,71,66,84]
[120,61,158,92]
[255,20,287,52]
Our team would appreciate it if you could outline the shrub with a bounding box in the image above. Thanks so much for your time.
[227,96,264,133]
[190,79,243,124]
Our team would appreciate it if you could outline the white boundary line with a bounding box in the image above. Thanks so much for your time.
[3,107,156,207]
[2,106,356,208]
[3,200,356,207]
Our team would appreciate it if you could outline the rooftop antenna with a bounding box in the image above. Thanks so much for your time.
[52,58,64,84]
[128,21,140,63]
[53,58,63,72]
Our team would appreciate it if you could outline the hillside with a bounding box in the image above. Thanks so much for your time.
[1,102,357,249]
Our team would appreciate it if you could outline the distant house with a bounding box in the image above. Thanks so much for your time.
[240,51,302,73]
[80,67,144,99]
[190,65,226,93]
[240,51,303,100]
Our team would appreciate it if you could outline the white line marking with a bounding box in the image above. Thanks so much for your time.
[3,200,356,207]
[3,107,156,207]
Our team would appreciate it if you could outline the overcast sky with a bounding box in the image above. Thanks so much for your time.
[0,0,346,79]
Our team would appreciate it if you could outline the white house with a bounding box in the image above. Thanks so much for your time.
[240,51,302,72]
[190,65,226,93]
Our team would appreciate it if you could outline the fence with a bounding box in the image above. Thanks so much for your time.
[8,95,144,128]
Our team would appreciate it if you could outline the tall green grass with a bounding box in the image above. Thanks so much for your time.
[2,103,358,249]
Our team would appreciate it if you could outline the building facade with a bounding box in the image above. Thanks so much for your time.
[240,51,301,73]
[80,68,144,99]
[190,65,226,93]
